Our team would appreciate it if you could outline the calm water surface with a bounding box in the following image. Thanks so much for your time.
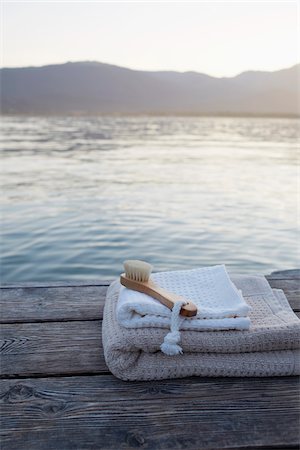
[1,116,299,282]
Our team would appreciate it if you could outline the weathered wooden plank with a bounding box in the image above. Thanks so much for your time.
[0,271,299,450]
[0,286,107,323]
[268,278,299,289]
[278,293,299,312]
[0,280,111,288]
[266,277,300,311]
[266,278,300,291]
[0,280,112,288]
[1,271,299,323]
[1,313,300,378]
[0,375,299,450]
[268,269,300,280]
[1,269,298,288]
[0,321,107,377]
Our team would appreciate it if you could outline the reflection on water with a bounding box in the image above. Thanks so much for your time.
[0,116,299,281]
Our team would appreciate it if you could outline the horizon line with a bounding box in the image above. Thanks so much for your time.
[1,59,299,79]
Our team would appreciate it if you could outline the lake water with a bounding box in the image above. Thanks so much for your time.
[1,116,299,282]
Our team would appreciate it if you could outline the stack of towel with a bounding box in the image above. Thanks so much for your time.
[102,265,300,381]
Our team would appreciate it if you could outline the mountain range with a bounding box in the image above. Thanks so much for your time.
[0,61,299,116]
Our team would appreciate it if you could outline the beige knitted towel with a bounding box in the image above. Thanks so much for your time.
[102,275,300,380]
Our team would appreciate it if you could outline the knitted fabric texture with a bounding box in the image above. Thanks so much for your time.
[102,275,300,381]
[160,300,186,355]
[117,265,251,330]
[117,265,252,355]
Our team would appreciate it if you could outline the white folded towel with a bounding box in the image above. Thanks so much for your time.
[117,265,252,355]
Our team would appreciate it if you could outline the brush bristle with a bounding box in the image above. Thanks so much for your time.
[123,260,152,282]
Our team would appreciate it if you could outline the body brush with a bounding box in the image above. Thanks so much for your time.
[120,260,197,317]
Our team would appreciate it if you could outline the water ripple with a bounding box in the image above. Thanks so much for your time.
[1,116,299,281]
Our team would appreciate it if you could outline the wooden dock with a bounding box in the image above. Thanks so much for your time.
[0,269,299,450]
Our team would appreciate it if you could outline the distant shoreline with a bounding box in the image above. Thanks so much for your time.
[1,112,299,119]
[2,62,298,118]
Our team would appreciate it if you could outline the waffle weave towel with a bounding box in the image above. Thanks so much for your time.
[102,274,300,380]
[117,265,251,332]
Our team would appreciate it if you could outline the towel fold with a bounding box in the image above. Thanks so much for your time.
[102,274,300,380]
[117,265,251,332]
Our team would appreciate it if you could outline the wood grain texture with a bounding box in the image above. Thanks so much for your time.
[266,270,299,311]
[0,321,107,377]
[1,270,299,323]
[0,270,299,450]
[1,375,299,450]
[0,270,299,378]
[266,277,300,311]
[267,269,300,280]
[0,280,111,288]
[1,314,300,378]
[0,286,107,323]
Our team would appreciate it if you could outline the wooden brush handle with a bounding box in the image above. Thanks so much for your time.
[120,274,197,317]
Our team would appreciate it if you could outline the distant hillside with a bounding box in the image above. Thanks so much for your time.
[0,61,299,116]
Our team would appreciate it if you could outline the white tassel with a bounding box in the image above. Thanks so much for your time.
[160,331,182,356]
[160,300,186,356]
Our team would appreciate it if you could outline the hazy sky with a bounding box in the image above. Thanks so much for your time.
[1,1,299,77]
